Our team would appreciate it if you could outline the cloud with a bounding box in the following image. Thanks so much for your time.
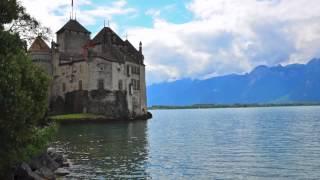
[19,0,320,85]
[146,9,161,18]
[78,0,137,25]
[20,0,136,36]
[145,4,177,18]
[127,0,320,84]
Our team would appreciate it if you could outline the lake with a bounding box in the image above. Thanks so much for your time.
[53,106,320,179]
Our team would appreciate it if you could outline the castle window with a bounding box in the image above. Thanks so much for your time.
[127,65,130,77]
[129,83,133,95]
[62,83,66,92]
[98,79,104,90]
[118,80,123,90]
[134,66,137,74]
[131,79,140,90]
[131,66,140,75]
[131,79,135,90]
[79,80,82,90]
[72,65,76,73]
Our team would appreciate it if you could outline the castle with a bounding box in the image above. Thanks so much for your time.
[28,19,148,119]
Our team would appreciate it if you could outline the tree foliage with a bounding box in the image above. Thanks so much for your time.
[0,0,20,27]
[1,0,52,44]
[0,0,53,177]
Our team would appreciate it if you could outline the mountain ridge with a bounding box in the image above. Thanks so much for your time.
[147,58,320,106]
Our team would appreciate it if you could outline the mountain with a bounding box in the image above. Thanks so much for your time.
[147,58,320,106]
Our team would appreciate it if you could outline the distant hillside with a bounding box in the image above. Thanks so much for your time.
[147,58,320,106]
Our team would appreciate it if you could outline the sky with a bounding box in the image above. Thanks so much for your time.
[20,0,320,85]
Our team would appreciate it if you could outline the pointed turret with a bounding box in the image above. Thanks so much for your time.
[29,36,50,52]
[28,36,52,75]
[92,27,123,45]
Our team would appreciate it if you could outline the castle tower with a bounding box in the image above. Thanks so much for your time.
[28,36,52,75]
[29,36,53,104]
[56,19,91,55]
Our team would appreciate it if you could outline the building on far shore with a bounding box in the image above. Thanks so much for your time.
[28,19,149,119]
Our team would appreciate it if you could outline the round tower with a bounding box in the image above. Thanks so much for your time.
[28,36,52,75]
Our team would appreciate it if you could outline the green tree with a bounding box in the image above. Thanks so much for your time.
[1,0,51,44]
[0,0,20,27]
[0,0,53,177]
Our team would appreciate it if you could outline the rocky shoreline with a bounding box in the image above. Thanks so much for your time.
[11,112,153,179]
[13,148,70,180]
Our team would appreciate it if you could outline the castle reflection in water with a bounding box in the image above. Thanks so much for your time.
[52,120,149,179]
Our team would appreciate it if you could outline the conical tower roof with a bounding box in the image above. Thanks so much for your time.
[28,36,50,52]
[92,27,123,45]
[56,19,90,34]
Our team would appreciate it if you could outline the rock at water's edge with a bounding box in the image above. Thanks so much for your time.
[29,153,59,172]
[14,162,43,180]
[54,168,70,176]
[14,148,70,180]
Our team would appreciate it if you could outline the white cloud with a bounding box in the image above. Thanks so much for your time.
[19,0,136,37]
[19,0,320,85]
[145,4,177,18]
[146,9,161,18]
[79,0,136,25]
[127,0,320,84]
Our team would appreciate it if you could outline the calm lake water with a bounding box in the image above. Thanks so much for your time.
[53,106,320,179]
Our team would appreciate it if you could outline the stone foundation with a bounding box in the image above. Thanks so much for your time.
[50,90,131,119]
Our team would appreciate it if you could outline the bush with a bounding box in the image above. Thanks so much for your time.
[0,1,54,177]
[0,31,51,177]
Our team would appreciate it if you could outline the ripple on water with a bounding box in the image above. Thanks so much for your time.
[53,107,320,179]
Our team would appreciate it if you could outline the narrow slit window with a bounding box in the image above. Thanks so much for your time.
[98,79,104,90]
[127,65,130,77]
[118,80,123,90]
[79,80,82,90]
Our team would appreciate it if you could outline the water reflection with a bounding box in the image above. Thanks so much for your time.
[53,107,320,179]
[53,120,149,179]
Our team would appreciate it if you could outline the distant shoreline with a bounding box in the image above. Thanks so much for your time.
[149,103,320,110]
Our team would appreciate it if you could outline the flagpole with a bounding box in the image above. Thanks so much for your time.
[71,0,74,19]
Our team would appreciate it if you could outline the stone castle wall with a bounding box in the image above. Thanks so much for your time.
[30,52,53,75]
[57,31,90,54]
[30,20,148,119]
[49,53,147,118]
